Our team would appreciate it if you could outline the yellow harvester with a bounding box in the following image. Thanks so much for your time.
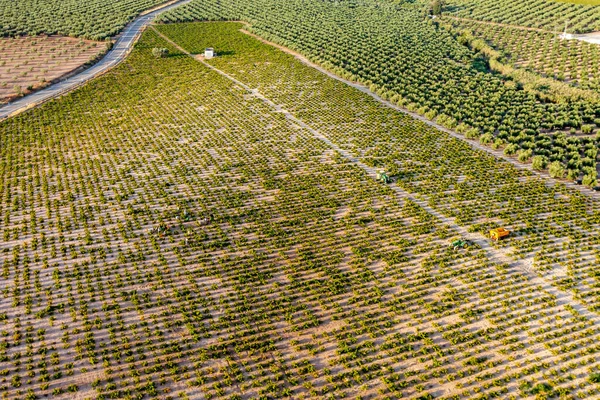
[489,227,510,241]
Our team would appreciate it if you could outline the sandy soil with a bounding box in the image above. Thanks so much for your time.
[0,35,106,103]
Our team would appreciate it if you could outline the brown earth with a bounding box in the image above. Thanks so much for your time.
[0,35,107,104]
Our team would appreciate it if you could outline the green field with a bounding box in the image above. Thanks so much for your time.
[444,18,600,92]
[158,0,600,185]
[3,21,600,399]
[443,0,600,33]
[0,0,165,39]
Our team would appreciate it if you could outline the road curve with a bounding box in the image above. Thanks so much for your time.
[0,0,191,121]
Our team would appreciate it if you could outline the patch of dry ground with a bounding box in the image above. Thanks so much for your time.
[0,36,106,103]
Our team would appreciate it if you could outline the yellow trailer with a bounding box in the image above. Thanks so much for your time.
[490,227,510,241]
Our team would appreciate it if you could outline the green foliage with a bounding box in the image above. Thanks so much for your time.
[445,18,600,94]
[430,0,445,15]
[479,133,493,144]
[158,0,600,171]
[517,149,532,163]
[3,19,600,400]
[531,382,553,395]
[503,143,518,155]
[0,0,165,39]
[465,127,480,139]
[582,124,595,134]
[531,155,547,170]
[444,0,600,33]
[583,173,597,187]
[548,161,565,178]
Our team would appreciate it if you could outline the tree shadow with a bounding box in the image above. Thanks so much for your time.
[215,50,235,56]
[444,5,467,13]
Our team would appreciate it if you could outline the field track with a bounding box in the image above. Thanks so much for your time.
[152,23,600,340]
[238,27,600,200]
[2,9,598,199]
[0,0,192,121]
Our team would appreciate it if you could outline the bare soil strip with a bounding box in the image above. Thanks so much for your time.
[0,36,106,104]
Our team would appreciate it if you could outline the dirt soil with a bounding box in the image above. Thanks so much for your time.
[0,35,106,103]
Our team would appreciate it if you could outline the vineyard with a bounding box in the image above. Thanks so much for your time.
[0,36,106,104]
[0,0,166,40]
[157,0,600,185]
[3,19,600,400]
[443,0,600,33]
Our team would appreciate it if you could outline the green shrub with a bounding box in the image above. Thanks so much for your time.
[517,149,532,163]
[548,161,565,178]
[583,173,597,187]
[504,143,518,155]
[491,138,504,149]
[531,155,547,170]
[567,168,580,180]
[582,124,594,134]
[465,128,480,139]
[479,133,493,145]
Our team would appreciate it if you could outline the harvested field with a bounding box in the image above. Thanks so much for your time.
[0,36,106,104]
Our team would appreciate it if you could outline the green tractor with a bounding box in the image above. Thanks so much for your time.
[376,170,391,184]
[450,239,470,251]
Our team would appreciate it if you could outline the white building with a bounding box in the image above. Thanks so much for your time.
[205,48,214,59]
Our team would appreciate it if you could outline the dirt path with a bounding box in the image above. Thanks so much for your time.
[240,29,600,200]
[153,25,600,330]
[569,31,600,44]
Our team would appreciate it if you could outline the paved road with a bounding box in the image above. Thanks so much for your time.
[0,0,191,121]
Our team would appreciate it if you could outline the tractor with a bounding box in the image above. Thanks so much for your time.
[450,239,470,251]
[376,170,391,184]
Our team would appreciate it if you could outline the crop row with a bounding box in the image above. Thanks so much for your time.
[158,0,600,184]
[445,18,600,92]
[3,20,600,400]
[444,0,600,33]
[159,21,600,395]
[160,21,600,320]
[0,0,165,40]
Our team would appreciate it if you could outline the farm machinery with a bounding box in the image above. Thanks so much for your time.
[149,223,169,237]
[450,239,471,251]
[489,227,510,241]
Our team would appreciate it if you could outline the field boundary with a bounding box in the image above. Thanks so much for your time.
[237,28,600,199]
[0,0,192,122]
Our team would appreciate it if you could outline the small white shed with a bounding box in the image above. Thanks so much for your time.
[205,48,214,59]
